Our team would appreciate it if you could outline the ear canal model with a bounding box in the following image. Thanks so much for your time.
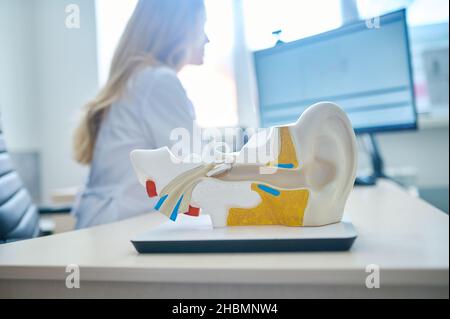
[130,102,358,227]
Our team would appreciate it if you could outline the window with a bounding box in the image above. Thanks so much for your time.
[178,0,238,127]
[95,0,138,86]
[242,0,343,51]
[357,0,449,26]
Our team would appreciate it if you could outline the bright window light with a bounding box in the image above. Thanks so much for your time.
[242,0,343,51]
[95,0,137,86]
[178,0,238,127]
[357,0,449,26]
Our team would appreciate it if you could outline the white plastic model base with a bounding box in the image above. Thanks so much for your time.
[131,214,358,253]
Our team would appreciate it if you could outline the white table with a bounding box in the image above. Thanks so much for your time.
[0,180,448,298]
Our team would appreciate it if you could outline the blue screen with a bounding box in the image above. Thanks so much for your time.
[254,10,417,133]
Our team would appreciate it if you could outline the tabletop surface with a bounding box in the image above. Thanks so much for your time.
[0,180,448,286]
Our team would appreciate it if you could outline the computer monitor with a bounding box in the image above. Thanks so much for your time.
[254,9,417,134]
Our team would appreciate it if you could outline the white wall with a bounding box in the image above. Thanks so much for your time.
[357,125,449,188]
[0,0,99,202]
[378,126,449,188]
[34,0,98,202]
[0,0,38,151]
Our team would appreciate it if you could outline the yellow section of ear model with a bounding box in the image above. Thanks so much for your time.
[268,127,299,169]
[227,183,309,226]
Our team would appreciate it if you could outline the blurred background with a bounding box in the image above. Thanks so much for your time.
[0,0,448,233]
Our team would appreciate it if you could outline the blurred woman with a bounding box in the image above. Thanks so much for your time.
[72,0,208,228]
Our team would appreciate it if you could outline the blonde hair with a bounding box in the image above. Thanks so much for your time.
[73,0,205,165]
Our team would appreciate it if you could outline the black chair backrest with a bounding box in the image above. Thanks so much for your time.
[0,132,39,243]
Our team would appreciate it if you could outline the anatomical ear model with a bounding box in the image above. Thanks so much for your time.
[130,102,357,227]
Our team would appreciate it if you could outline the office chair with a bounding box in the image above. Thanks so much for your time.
[0,130,40,243]
[0,120,73,243]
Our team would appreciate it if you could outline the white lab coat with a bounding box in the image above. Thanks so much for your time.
[72,66,196,229]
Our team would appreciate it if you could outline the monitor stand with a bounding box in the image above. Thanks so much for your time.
[355,134,386,186]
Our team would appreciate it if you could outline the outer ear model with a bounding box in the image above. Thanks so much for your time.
[290,102,358,226]
[130,102,357,228]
